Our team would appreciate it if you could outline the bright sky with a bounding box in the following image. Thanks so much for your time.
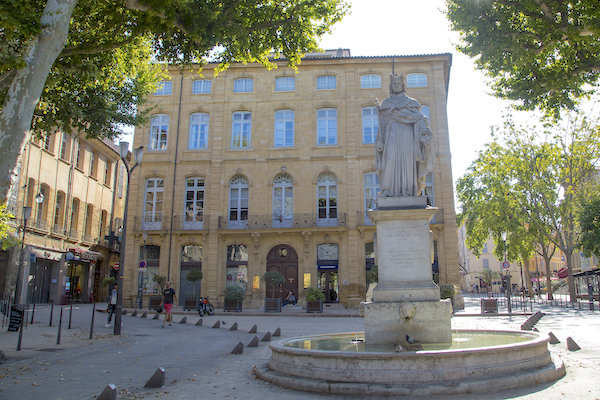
[318,0,517,203]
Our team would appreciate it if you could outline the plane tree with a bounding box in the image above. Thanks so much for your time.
[446,0,600,116]
[0,0,349,201]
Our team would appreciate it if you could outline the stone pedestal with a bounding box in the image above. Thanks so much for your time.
[363,300,452,344]
[364,198,452,344]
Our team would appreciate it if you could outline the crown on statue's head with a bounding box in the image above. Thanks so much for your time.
[390,72,404,83]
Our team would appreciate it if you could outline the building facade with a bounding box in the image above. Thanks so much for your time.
[123,50,461,309]
[0,134,126,305]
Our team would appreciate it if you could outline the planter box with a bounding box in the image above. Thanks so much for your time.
[265,298,282,312]
[184,298,197,311]
[306,300,323,313]
[224,300,243,312]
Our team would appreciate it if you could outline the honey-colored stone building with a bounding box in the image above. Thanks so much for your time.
[124,49,461,309]
[1,135,126,304]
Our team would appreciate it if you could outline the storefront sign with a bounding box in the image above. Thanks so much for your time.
[304,273,311,289]
[66,248,101,262]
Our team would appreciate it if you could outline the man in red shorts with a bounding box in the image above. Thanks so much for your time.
[161,281,177,328]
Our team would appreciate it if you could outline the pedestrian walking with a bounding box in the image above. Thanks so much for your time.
[105,284,118,327]
[161,281,177,328]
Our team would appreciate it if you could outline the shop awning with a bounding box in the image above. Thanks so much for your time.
[66,248,101,262]
[30,248,63,261]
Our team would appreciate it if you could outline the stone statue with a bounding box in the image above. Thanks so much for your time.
[375,72,433,197]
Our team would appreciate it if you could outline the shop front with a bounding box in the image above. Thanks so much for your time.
[63,248,101,304]
[26,248,63,304]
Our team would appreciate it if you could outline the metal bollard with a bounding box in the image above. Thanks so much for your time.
[17,310,24,351]
[57,308,63,345]
[89,303,96,339]
[49,302,53,327]
[68,302,73,329]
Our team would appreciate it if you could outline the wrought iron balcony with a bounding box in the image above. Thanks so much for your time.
[133,213,170,231]
[51,224,66,237]
[172,215,209,231]
[218,212,346,230]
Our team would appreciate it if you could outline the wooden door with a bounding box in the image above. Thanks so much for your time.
[266,245,298,300]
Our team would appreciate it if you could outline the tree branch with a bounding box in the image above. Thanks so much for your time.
[124,0,187,33]
[59,37,137,57]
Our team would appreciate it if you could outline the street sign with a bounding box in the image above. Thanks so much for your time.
[139,260,146,268]
[501,261,510,270]
[113,262,120,270]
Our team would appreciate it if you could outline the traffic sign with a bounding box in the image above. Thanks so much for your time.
[112,262,120,270]
[139,260,146,268]
[138,268,148,273]
[501,261,510,269]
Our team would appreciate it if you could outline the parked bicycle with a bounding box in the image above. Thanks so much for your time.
[198,297,214,317]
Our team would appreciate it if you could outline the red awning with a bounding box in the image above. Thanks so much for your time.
[557,268,568,279]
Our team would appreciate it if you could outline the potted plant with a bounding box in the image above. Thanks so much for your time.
[305,286,325,313]
[222,285,245,312]
[185,269,203,310]
[261,270,285,312]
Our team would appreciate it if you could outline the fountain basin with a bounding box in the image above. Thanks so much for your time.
[255,329,565,396]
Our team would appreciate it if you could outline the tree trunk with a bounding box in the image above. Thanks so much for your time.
[543,256,553,300]
[565,251,577,303]
[523,263,533,298]
[0,0,78,202]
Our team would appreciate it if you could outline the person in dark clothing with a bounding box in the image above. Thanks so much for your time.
[161,281,177,328]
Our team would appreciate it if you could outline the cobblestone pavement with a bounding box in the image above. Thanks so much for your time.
[0,296,598,400]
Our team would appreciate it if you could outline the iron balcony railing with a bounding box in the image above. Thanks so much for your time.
[218,212,346,230]
[172,215,209,231]
[133,214,170,231]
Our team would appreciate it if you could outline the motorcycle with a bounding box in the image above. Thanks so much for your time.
[198,297,214,317]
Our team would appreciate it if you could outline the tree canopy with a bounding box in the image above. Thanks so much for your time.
[0,0,349,200]
[446,0,600,116]
[578,188,600,260]
[457,112,600,301]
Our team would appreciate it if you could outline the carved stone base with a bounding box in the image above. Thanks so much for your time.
[363,300,452,345]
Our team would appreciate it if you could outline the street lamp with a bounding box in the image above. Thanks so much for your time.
[14,193,44,304]
[114,142,143,335]
[501,231,511,314]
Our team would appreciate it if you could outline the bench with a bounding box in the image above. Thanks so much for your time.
[148,296,162,310]
[184,298,197,311]
[481,298,498,314]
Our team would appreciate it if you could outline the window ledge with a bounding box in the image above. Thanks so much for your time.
[270,146,297,150]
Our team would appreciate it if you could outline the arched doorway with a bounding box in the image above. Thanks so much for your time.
[266,245,298,300]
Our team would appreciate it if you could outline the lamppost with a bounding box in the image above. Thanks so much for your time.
[501,231,511,314]
[14,193,44,304]
[136,232,148,309]
[114,142,143,335]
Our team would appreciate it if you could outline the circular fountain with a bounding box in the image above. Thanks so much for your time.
[255,329,565,396]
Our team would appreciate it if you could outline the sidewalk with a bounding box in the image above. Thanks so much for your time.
[0,296,598,400]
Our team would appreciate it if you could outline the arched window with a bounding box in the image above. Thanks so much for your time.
[53,191,66,234]
[273,174,293,228]
[229,176,249,229]
[144,178,164,229]
[69,198,80,239]
[189,113,209,149]
[364,172,379,225]
[317,173,338,227]
[362,107,379,144]
[150,114,169,150]
[184,177,205,229]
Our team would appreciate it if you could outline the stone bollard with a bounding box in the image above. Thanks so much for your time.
[195,319,202,326]
[179,317,187,324]
[229,322,238,331]
[97,383,117,400]
[248,336,260,347]
[261,332,271,342]
[144,367,166,388]
[212,321,220,328]
[249,324,257,333]
[273,327,281,337]
[231,342,244,354]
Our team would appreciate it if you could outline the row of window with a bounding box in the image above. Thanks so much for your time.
[38,133,122,191]
[142,172,434,228]
[25,179,115,241]
[154,73,429,96]
[149,105,430,150]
